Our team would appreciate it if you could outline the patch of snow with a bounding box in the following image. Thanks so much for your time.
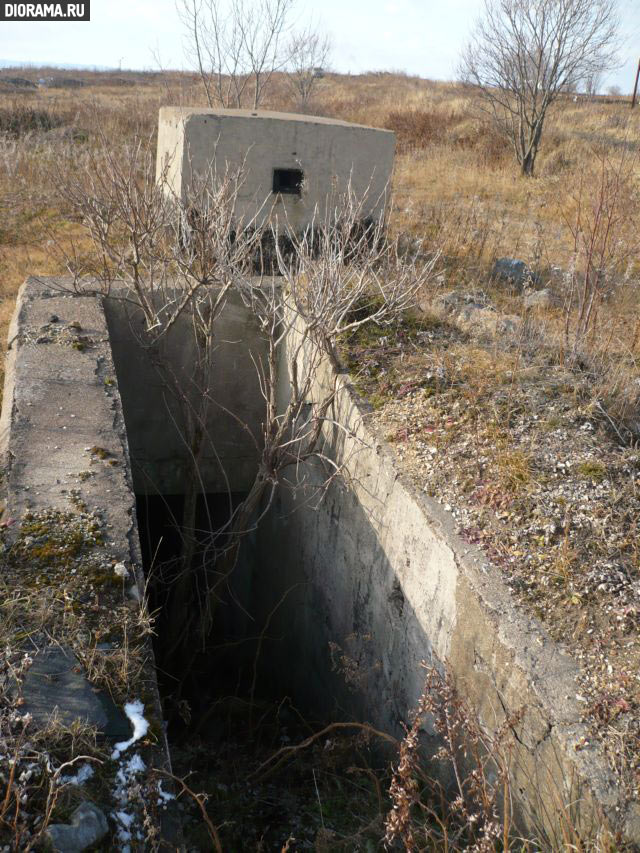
[125,753,146,774]
[111,700,149,759]
[59,763,94,786]
[157,780,176,805]
[114,754,146,796]
[112,751,147,851]
[115,810,134,829]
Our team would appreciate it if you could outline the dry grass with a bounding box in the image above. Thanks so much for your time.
[1,66,638,555]
[3,65,637,445]
[1,66,639,847]
[3,65,636,374]
[0,66,637,297]
[0,505,159,849]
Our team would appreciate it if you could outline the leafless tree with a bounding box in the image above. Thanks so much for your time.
[52,136,438,677]
[583,70,604,97]
[178,0,296,109]
[190,190,437,649]
[286,28,331,109]
[460,0,621,176]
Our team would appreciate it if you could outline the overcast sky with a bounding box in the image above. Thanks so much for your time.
[1,0,638,92]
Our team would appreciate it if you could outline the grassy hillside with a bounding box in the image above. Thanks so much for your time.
[0,67,638,348]
[1,66,639,847]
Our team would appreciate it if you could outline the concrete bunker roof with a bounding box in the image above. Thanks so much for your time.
[160,106,394,134]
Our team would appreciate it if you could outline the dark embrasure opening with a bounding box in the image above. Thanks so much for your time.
[272,167,303,195]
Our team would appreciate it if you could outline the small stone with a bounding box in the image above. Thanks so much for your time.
[524,288,556,310]
[21,646,129,737]
[113,562,128,578]
[491,257,536,290]
[45,802,108,852]
[432,290,491,316]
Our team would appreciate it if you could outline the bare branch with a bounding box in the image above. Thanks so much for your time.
[286,28,331,110]
[459,0,621,175]
[177,0,298,108]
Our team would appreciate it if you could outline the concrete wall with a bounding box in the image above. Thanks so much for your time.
[246,318,640,845]
[5,279,638,845]
[0,279,146,567]
[156,107,395,233]
[103,287,268,495]
[0,278,175,844]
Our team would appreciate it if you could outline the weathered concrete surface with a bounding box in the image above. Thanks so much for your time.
[0,277,174,844]
[103,286,268,495]
[21,646,130,738]
[156,107,395,232]
[5,277,638,844]
[0,279,142,541]
[248,319,640,845]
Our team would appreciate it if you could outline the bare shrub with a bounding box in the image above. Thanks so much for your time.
[460,0,621,176]
[540,146,574,177]
[0,103,69,137]
[50,134,438,679]
[385,662,519,851]
[560,147,639,356]
[286,28,331,109]
[583,71,604,98]
[385,110,451,153]
[184,190,438,658]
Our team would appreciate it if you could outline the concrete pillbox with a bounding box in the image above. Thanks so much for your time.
[156,107,395,232]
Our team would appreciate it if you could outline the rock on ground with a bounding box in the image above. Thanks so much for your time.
[491,257,536,290]
[430,290,520,338]
[524,288,558,310]
[45,802,108,853]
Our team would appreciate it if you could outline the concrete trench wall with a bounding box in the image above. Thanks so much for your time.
[102,288,268,496]
[3,278,638,846]
[248,319,640,845]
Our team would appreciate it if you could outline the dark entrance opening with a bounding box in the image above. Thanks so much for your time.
[272,167,304,195]
[135,490,390,850]
[136,492,251,708]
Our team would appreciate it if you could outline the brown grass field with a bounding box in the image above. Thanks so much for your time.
[0,66,639,372]
[1,66,640,847]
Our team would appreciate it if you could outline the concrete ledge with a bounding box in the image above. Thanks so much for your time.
[0,278,174,846]
[252,317,640,845]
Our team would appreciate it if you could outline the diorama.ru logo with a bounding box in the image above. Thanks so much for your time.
[1,1,90,20]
